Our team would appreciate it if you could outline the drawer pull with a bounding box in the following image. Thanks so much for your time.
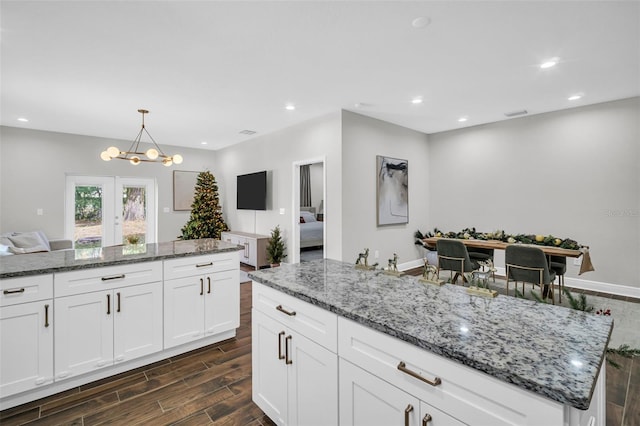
[397,361,442,387]
[44,304,50,328]
[207,277,211,294]
[422,413,433,425]
[285,335,293,365]
[200,278,204,296]
[107,294,111,315]
[3,288,25,295]
[117,292,121,312]
[101,274,125,281]
[276,305,296,316]
[278,331,285,360]
[404,404,413,426]
[196,262,213,268]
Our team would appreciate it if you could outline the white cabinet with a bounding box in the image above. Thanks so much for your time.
[252,283,338,426]
[221,231,269,269]
[0,275,54,398]
[340,359,463,426]
[163,252,240,349]
[54,263,163,380]
[338,316,566,426]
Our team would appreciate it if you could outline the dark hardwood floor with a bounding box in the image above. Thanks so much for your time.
[1,269,638,426]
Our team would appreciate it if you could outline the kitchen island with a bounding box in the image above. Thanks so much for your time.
[0,239,243,409]
[249,259,613,426]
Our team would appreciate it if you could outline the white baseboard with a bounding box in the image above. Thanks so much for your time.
[401,261,640,300]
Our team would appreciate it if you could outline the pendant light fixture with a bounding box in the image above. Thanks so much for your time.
[100,109,183,166]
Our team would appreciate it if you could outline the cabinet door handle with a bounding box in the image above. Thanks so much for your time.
[44,304,50,328]
[200,278,204,296]
[244,242,249,258]
[196,262,213,268]
[397,361,442,387]
[278,331,285,360]
[117,292,121,312]
[276,305,296,316]
[3,288,25,295]
[404,404,413,426]
[285,335,293,365]
[106,294,111,315]
[101,274,125,281]
[207,277,211,294]
[422,413,432,426]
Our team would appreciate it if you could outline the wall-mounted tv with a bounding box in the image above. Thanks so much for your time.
[237,170,267,210]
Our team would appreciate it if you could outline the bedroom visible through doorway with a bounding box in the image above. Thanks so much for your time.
[292,158,325,264]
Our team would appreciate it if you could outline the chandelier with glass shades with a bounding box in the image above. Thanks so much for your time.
[100,109,183,166]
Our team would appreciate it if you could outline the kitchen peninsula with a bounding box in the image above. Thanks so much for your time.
[249,259,612,426]
[0,239,243,410]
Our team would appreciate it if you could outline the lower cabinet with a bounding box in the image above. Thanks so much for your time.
[0,299,54,397]
[164,269,239,348]
[55,282,163,379]
[252,309,338,426]
[339,358,463,426]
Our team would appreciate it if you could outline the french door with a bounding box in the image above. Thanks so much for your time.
[65,176,156,248]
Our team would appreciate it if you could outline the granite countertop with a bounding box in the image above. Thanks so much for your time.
[0,239,243,279]
[248,259,613,410]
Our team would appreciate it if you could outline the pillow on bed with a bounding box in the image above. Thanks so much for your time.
[300,211,317,223]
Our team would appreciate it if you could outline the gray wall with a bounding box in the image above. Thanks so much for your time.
[0,126,217,242]
[341,111,431,266]
[214,112,342,262]
[428,97,640,287]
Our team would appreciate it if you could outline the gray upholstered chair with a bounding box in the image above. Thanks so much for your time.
[548,255,567,303]
[436,239,480,284]
[467,247,495,282]
[505,245,556,303]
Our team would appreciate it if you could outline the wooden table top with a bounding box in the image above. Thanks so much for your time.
[423,237,583,258]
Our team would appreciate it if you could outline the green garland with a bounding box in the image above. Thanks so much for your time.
[415,227,583,250]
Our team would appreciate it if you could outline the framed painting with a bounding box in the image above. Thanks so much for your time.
[173,170,199,211]
[376,155,408,226]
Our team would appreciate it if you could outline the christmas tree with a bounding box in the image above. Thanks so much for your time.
[180,171,229,240]
[266,225,287,265]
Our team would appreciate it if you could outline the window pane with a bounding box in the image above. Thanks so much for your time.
[74,185,103,248]
[122,186,146,245]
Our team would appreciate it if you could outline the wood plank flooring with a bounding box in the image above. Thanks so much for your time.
[1,269,638,426]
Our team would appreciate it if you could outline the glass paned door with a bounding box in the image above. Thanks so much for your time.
[66,176,155,248]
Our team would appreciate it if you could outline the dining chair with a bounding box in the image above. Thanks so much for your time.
[505,245,557,304]
[548,255,567,303]
[436,239,480,284]
[467,247,495,282]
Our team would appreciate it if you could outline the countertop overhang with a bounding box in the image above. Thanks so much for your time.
[0,239,243,279]
[249,259,613,410]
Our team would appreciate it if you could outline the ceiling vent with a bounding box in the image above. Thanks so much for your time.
[504,110,528,118]
[239,130,257,135]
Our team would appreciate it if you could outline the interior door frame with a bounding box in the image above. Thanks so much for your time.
[291,157,326,264]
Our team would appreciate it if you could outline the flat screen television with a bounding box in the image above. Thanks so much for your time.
[237,171,267,210]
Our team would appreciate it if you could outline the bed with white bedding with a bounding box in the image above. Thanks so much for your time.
[300,208,323,248]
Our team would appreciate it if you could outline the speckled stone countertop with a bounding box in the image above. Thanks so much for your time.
[249,259,613,410]
[0,239,242,279]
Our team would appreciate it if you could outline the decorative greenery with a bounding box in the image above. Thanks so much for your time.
[607,345,640,368]
[179,171,229,240]
[563,288,594,312]
[414,227,583,250]
[266,225,287,265]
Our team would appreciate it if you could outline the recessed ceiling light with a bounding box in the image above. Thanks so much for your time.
[17,117,29,122]
[285,104,295,111]
[540,58,559,69]
[200,141,208,145]
[458,117,468,122]
[411,16,431,29]
[411,97,423,105]
[568,94,583,101]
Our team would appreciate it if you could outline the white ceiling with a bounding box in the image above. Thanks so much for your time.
[2,1,639,151]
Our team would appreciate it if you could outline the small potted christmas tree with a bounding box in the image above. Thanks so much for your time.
[267,225,287,267]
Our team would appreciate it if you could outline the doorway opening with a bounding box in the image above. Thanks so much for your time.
[291,158,326,264]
